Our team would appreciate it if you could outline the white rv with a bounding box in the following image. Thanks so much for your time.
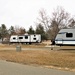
[54,28,75,45]
[10,34,41,44]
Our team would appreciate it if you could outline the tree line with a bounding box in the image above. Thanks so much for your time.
[0,24,46,42]
[0,6,75,42]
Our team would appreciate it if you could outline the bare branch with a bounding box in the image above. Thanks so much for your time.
[37,9,50,31]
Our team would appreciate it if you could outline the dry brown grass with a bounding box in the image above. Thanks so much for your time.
[0,49,75,71]
[0,44,75,71]
[0,44,45,48]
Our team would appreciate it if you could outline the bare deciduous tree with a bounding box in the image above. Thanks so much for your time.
[37,9,50,31]
[51,6,70,29]
[14,25,26,35]
[36,7,74,40]
[50,6,71,40]
[68,17,75,27]
[19,27,26,35]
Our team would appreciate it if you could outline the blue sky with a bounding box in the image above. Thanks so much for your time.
[0,0,75,30]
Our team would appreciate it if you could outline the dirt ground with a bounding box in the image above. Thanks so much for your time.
[0,44,75,71]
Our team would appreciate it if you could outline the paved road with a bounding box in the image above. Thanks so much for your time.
[0,60,75,75]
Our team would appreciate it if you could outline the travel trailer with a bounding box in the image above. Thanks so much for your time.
[10,34,41,44]
[54,28,75,45]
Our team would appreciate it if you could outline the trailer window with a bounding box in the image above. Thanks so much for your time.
[19,37,23,39]
[66,33,73,38]
[13,37,16,40]
[25,36,28,39]
[33,38,36,40]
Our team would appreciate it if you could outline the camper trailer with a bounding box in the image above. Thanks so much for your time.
[10,34,41,44]
[54,28,75,45]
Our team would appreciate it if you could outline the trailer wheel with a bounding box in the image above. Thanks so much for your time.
[29,42,31,45]
[26,42,27,44]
